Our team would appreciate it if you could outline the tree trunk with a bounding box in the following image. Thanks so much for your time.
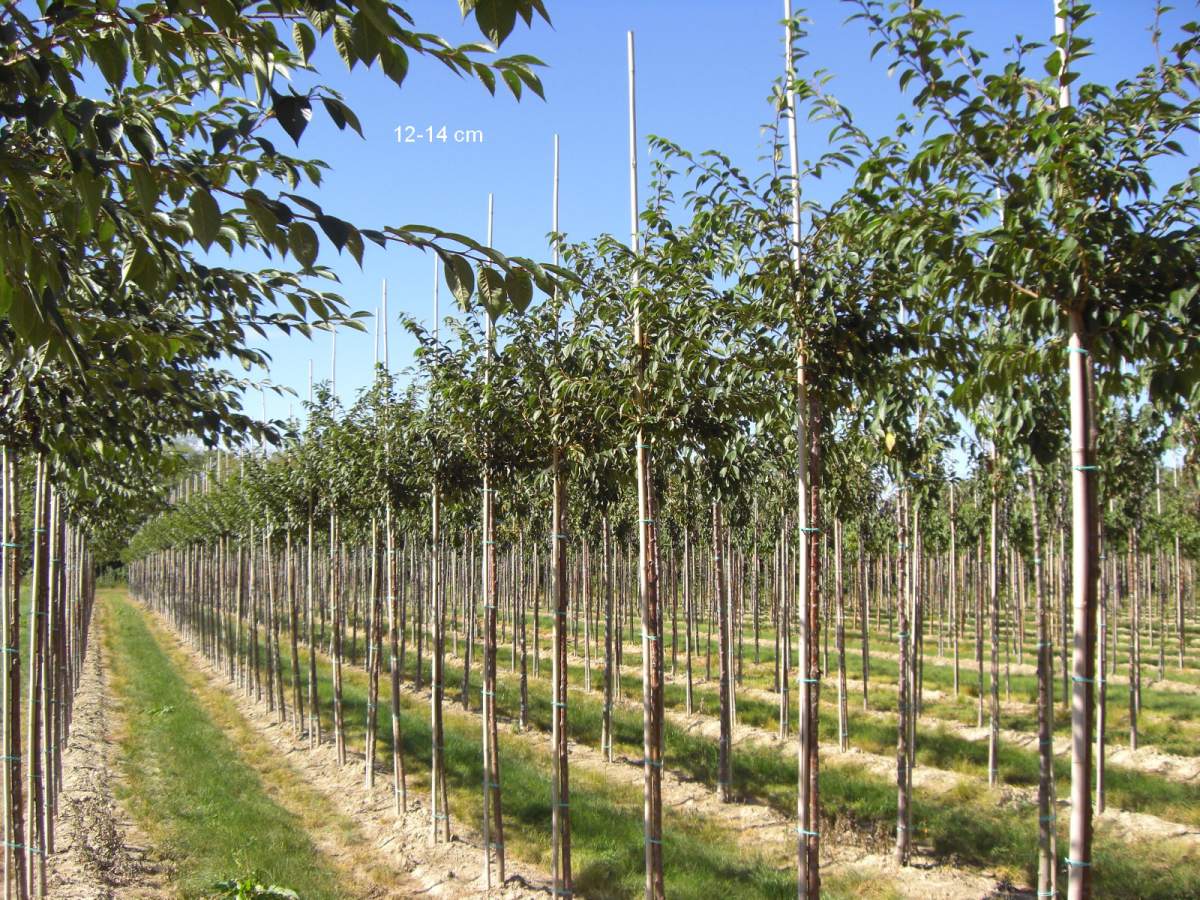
[895,488,911,867]
[628,31,664,898]
[714,503,733,803]
[330,511,345,766]
[835,519,848,752]
[1029,471,1057,899]
[796,391,822,898]
[481,433,505,887]
[602,516,615,762]
[306,504,320,747]
[1066,306,1099,900]
[950,484,959,697]
[550,449,572,894]
[683,527,694,717]
[1096,532,1107,814]
[988,452,1001,787]
[2,448,28,900]
[1128,528,1140,751]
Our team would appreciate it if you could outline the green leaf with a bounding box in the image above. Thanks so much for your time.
[244,190,285,251]
[500,68,522,99]
[288,221,319,267]
[333,20,356,68]
[271,90,312,145]
[189,189,221,249]
[474,61,496,95]
[443,253,475,311]
[293,22,316,63]
[206,0,239,29]
[473,0,518,45]
[504,269,533,315]
[93,34,127,87]
[321,97,363,137]
[317,215,354,252]
[478,265,507,319]
[380,43,409,86]
[131,165,160,214]
[125,123,160,159]
[0,268,12,317]
[351,11,384,65]
[7,288,48,346]
[94,114,123,151]
[344,228,364,266]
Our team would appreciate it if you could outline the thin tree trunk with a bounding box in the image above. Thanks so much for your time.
[714,503,733,803]
[602,516,615,762]
[1029,471,1057,899]
[988,452,1001,787]
[2,449,27,900]
[1128,528,1140,751]
[835,519,848,752]
[895,488,911,867]
[1066,304,1099,900]
[550,449,572,895]
[628,32,664,899]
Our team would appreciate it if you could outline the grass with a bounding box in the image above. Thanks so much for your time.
[221,596,1200,899]
[581,619,1200,759]
[104,589,347,899]
[404,612,1200,830]
[275,625,801,899]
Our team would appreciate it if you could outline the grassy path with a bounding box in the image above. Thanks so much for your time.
[104,588,378,898]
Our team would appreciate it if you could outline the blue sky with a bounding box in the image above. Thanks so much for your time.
[237,0,1198,426]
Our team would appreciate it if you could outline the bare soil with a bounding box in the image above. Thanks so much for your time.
[47,602,168,899]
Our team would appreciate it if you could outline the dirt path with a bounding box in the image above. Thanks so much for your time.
[558,717,1029,898]
[455,633,1200,860]
[141,602,553,899]
[139,601,1195,899]
[47,601,167,899]
[353,644,1037,896]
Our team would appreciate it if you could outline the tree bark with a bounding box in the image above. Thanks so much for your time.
[1029,471,1057,899]
[1066,306,1099,900]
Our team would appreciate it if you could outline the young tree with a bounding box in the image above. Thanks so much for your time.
[850,4,1200,893]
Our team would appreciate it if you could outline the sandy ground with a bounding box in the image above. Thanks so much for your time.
[46,604,168,899]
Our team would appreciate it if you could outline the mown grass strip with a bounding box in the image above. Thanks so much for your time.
[104,589,345,899]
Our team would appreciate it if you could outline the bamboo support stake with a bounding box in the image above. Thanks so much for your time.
[783,2,820,894]
[627,30,665,900]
